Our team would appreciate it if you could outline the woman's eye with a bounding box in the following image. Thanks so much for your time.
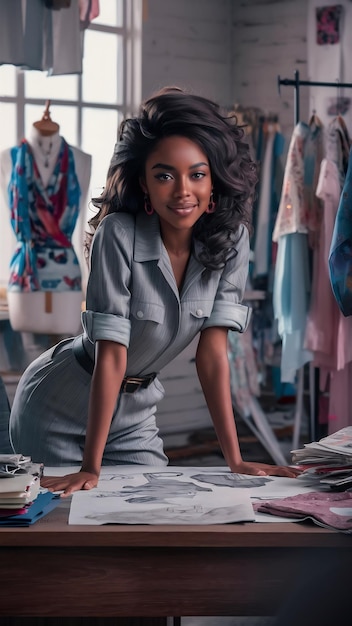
[192,172,206,180]
[155,173,172,181]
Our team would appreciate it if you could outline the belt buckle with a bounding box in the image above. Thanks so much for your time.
[123,377,142,393]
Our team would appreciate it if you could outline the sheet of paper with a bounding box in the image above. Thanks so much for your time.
[67,466,257,525]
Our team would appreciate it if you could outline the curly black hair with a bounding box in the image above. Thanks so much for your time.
[88,86,257,270]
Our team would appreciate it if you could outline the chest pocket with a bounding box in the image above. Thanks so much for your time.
[188,300,213,321]
[130,299,165,324]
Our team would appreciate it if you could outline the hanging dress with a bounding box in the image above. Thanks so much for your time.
[272,120,324,382]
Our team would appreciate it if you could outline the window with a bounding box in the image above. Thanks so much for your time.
[0,0,142,194]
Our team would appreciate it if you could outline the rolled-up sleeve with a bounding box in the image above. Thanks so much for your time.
[81,311,131,347]
[202,224,252,333]
[82,214,134,346]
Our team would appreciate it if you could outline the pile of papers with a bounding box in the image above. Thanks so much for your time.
[0,454,59,526]
[291,427,352,490]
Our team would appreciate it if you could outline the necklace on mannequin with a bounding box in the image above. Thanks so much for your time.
[29,126,62,188]
[37,139,53,168]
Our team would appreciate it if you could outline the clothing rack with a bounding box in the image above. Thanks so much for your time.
[277,69,352,125]
[276,69,352,448]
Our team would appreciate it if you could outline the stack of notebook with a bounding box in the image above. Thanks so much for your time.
[291,426,352,491]
[0,454,59,526]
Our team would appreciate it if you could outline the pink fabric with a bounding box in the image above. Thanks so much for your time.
[304,158,352,376]
[255,491,352,532]
[78,0,99,27]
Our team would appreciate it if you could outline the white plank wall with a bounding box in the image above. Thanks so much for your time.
[142,0,234,105]
[230,0,310,142]
[142,0,310,438]
[142,0,310,132]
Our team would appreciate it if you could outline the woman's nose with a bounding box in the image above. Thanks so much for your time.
[174,177,191,196]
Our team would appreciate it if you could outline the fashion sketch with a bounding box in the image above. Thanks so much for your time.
[68,467,256,525]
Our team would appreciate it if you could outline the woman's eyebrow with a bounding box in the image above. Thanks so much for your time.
[151,162,209,170]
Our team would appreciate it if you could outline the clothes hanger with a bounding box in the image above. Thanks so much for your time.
[331,79,351,146]
[308,109,323,128]
[333,79,348,132]
[335,112,350,139]
[33,100,60,136]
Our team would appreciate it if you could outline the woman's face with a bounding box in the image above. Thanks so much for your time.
[141,135,212,235]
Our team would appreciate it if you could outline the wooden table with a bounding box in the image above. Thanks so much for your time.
[0,499,351,625]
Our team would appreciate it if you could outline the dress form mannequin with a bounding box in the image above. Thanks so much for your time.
[0,103,92,336]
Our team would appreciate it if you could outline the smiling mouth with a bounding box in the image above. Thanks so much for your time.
[168,204,197,213]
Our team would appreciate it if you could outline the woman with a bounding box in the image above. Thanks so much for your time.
[10,87,300,496]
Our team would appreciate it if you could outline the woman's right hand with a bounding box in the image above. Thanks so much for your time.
[41,470,99,497]
[229,460,302,479]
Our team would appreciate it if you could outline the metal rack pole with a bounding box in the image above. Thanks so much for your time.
[278,76,352,89]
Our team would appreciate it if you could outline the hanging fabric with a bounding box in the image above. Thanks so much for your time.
[329,146,352,317]
[79,0,100,29]
[253,118,285,281]
[0,0,85,75]
[228,328,260,418]
[272,120,324,383]
[273,120,324,242]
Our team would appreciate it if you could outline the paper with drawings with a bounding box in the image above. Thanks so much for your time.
[68,466,257,525]
[58,465,318,525]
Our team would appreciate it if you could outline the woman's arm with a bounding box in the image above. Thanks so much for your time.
[196,327,300,478]
[41,339,127,496]
[82,339,127,474]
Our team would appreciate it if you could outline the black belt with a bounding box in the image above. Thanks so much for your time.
[72,336,156,394]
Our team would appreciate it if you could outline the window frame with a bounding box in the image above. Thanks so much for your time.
[0,0,142,151]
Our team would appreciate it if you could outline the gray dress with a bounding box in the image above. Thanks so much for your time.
[9,212,251,466]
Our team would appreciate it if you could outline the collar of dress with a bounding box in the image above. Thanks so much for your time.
[133,211,205,267]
